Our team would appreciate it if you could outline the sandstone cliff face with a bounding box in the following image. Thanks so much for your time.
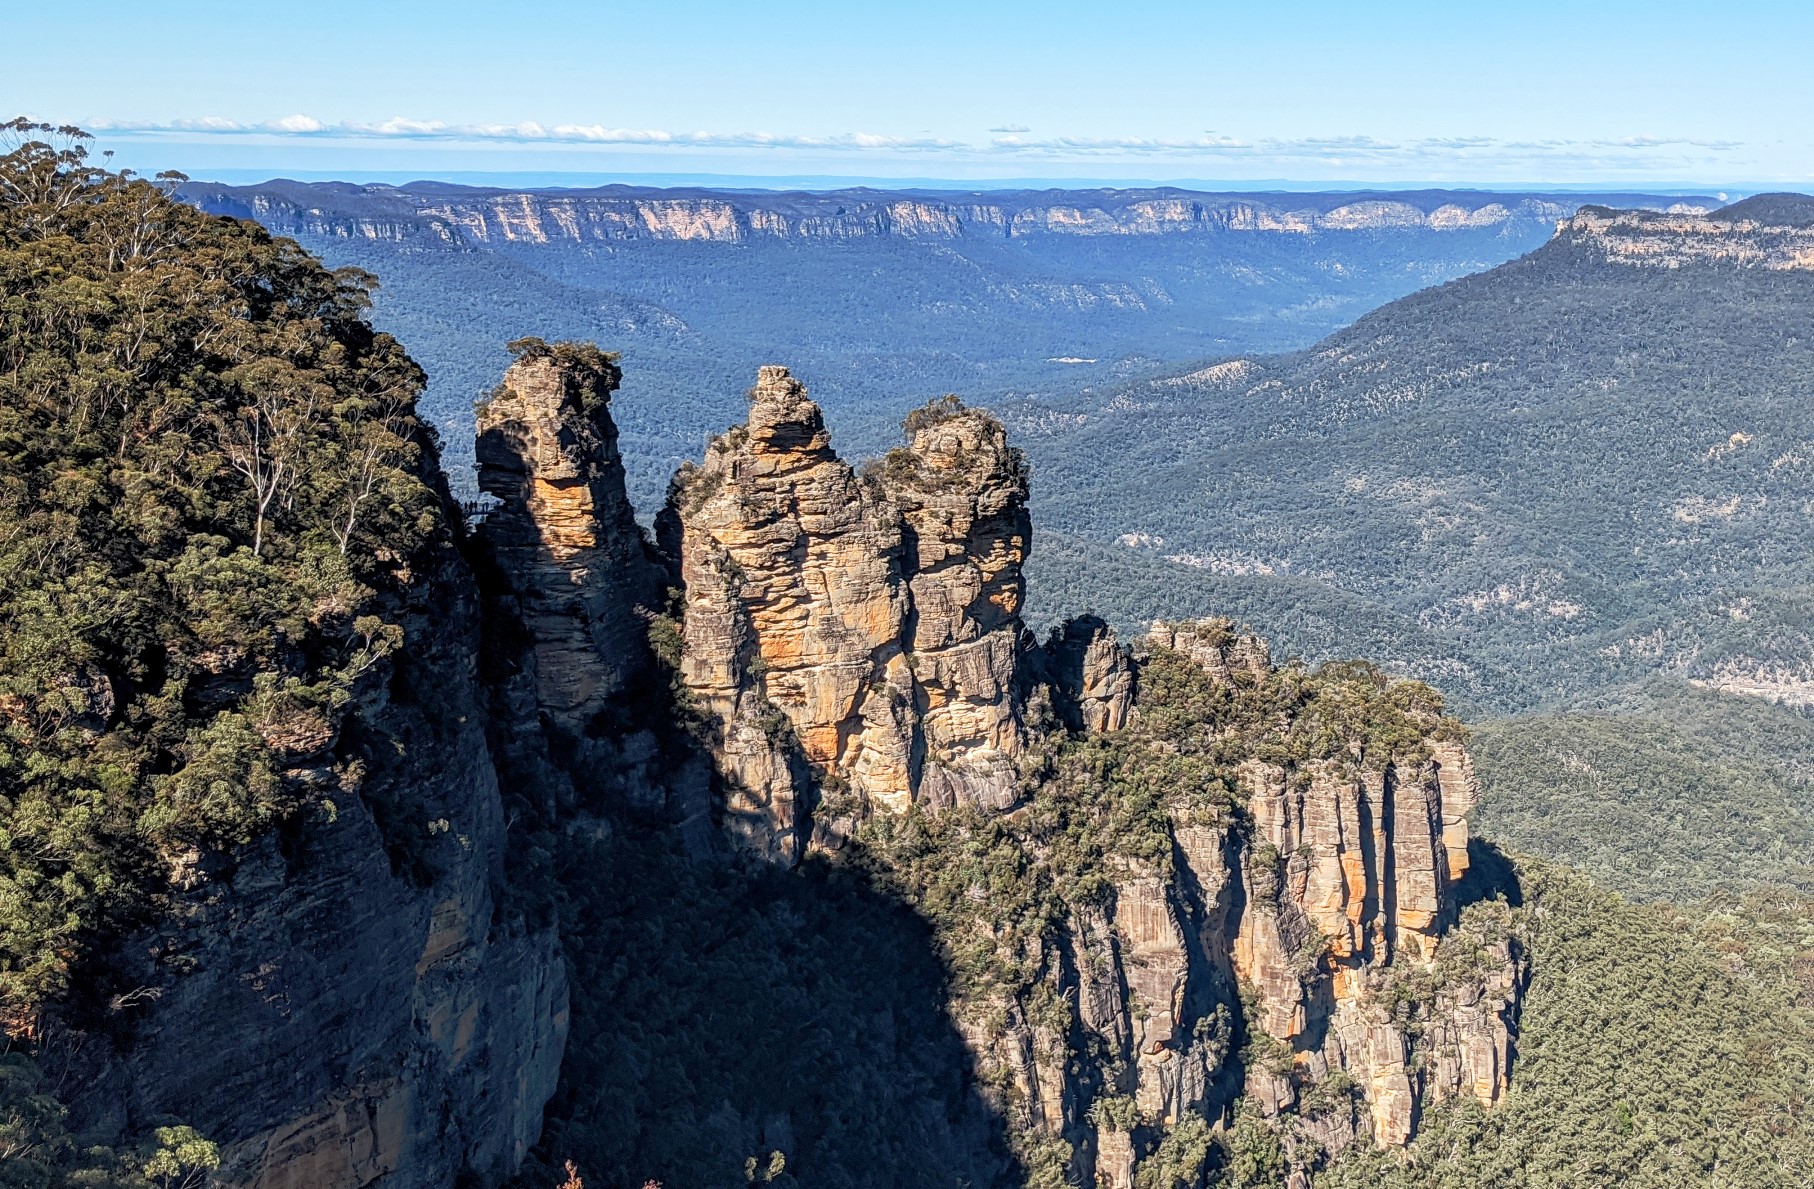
[945,618,1520,1184]
[657,371,1030,858]
[62,519,568,1189]
[1563,204,1814,270]
[475,342,657,743]
[886,398,1032,810]
[187,182,1707,248]
[470,341,713,850]
[1228,737,1512,1148]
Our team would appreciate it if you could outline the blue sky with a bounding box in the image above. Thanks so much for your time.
[8,0,1812,187]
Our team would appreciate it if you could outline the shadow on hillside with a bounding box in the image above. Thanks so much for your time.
[512,833,1014,1189]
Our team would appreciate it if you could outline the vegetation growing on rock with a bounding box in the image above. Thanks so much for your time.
[0,121,446,1025]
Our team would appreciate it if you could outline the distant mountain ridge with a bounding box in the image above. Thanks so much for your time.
[1711,191,1814,228]
[182,179,1715,247]
[174,181,1726,510]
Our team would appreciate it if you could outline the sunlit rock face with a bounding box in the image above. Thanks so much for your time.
[885,395,1033,811]
[658,370,1032,859]
[1045,615,1136,734]
[193,183,1686,246]
[1146,621,1516,1151]
[1563,201,1814,271]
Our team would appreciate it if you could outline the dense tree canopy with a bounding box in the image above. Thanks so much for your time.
[0,120,444,1029]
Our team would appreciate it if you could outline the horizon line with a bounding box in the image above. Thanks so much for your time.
[179,167,1760,197]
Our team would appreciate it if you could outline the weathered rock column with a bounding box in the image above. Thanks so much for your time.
[659,374,1039,856]
[475,339,659,745]
[876,396,1033,811]
[658,366,909,860]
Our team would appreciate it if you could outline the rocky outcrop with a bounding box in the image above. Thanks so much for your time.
[1146,618,1272,684]
[1174,620,1517,1155]
[644,370,1518,1170]
[947,616,1520,1184]
[884,397,1032,810]
[470,339,713,852]
[657,371,1031,857]
[1564,201,1814,270]
[658,365,903,861]
[1228,746,1513,1148]
[1045,616,1135,733]
[60,504,568,1189]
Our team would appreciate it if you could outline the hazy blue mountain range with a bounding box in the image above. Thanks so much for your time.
[180,180,1713,507]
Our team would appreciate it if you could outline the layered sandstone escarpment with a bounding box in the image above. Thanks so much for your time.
[1192,616,1517,1154]
[1230,737,1511,1148]
[1563,201,1814,270]
[655,370,1031,859]
[186,181,1709,248]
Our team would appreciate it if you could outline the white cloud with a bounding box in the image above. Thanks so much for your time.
[170,116,249,132]
[269,114,325,133]
[990,133,1252,154]
[86,115,962,153]
[78,115,1749,170]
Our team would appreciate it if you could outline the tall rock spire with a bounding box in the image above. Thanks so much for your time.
[878,394,1032,809]
[475,339,658,745]
[658,369,1034,860]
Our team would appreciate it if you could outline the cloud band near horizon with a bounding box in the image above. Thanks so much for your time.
[68,115,1744,166]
